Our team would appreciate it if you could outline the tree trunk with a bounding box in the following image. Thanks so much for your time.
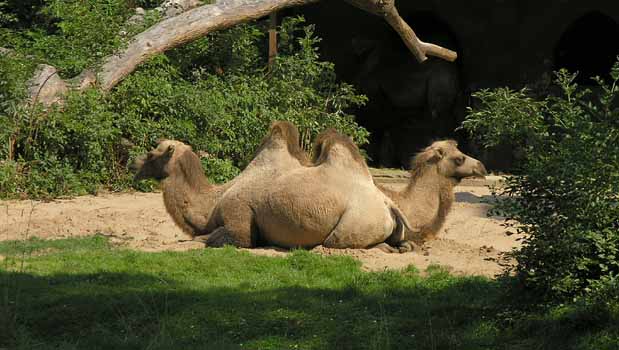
[268,12,278,69]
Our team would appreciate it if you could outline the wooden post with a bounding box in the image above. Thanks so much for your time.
[268,11,278,69]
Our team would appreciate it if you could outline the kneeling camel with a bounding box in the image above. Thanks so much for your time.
[378,140,488,244]
[129,121,309,240]
[205,129,412,250]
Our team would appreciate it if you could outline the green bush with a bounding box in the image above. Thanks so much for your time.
[0,9,368,199]
[113,18,368,168]
[462,63,619,300]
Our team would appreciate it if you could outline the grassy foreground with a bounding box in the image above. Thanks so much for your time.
[0,236,617,350]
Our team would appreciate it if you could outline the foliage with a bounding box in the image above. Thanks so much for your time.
[461,87,547,150]
[0,0,160,78]
[0,1,17,26]
[0,7,368,199]
[114,19,368,169]
[461,62,619,300]
[1,236,618,349]
[201,157,241,184]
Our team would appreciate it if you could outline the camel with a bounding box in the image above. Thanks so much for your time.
[204,129,412,251]
[378,140,487,245]
[130,139,228,238]
[129,121,309,240]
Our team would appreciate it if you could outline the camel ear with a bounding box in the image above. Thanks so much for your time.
[166,144,175,154]
[426,147,443,163]
[436,147,445,158]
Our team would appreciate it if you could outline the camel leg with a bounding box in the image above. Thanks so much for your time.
[322,225,360,249]
[203,227,248,247]
[368,242,400,253]
[367,241,416,254]
[192,234,211,244]
[322,209,391,249]
[206,205,257,248]
[394,240,418,253]
[323,212,390,249]
[177,235,209,243]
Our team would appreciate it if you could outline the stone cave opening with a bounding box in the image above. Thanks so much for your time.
[554,11,619,84]
[348,12,464,169]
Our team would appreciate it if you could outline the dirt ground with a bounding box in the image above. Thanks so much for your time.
[0,177,519,277]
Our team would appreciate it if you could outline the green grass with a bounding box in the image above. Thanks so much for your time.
[0,236,617,349]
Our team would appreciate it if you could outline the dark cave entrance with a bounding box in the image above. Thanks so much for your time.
[349,12,464,168]
[554,12,619,84]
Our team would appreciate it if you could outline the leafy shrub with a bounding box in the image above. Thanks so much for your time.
[462,63,619,300]
[114,18,368,167]
[201,157,240,184]
[0,0,161,78]
[0,11,368,199]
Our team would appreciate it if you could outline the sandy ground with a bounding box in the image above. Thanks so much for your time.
[0,179,519,277]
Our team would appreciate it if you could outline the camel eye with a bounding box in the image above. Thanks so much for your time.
[454,156,465,166]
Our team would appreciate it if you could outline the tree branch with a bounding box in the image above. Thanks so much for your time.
[343,0,457,62]
[20,0,458,105]
[99,0,320,91]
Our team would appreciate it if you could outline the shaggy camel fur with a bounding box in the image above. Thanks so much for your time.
[204,129,411,250]
[130,139,229,237]
[129,121,309,239]
[379,140,487,243]
[202,121,311,247]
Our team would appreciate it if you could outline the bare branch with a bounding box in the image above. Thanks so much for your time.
[27,64,68,107]
[19,0,459,104]
[344,0,457,62]
[98,0,320,91]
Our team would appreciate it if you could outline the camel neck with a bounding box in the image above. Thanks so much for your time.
[161,152,214,213]
[405,164,440,195]
[402,163,455,237]
[179,151,212,191]
[160,152,215,236]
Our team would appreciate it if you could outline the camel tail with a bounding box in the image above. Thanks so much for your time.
[390,205,412,233]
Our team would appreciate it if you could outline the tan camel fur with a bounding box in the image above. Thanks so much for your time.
[129,121,309,240]
[130,140,230,238]
[203,129,411,250]
[379,140,487,243]
[202,121,312,247]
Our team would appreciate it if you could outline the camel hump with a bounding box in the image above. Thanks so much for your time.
[252,120,310,165]
[311,129,365,166]
[271,121,310,165]
[311,128,339,164]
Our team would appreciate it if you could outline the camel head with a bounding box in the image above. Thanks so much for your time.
[413,140,487,182]
[130,139,190,181]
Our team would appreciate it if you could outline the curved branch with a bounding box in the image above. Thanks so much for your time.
[344,0,457,62]
[22,0,459,104]
[99,0,320,91]
[385,10,457,62]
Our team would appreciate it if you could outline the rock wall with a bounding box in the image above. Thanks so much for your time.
[297,0,619,169]
[303,0,619,89]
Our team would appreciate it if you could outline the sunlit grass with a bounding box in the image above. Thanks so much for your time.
[0,236,617,349]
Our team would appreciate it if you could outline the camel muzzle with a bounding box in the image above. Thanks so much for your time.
[474,161,488,178]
